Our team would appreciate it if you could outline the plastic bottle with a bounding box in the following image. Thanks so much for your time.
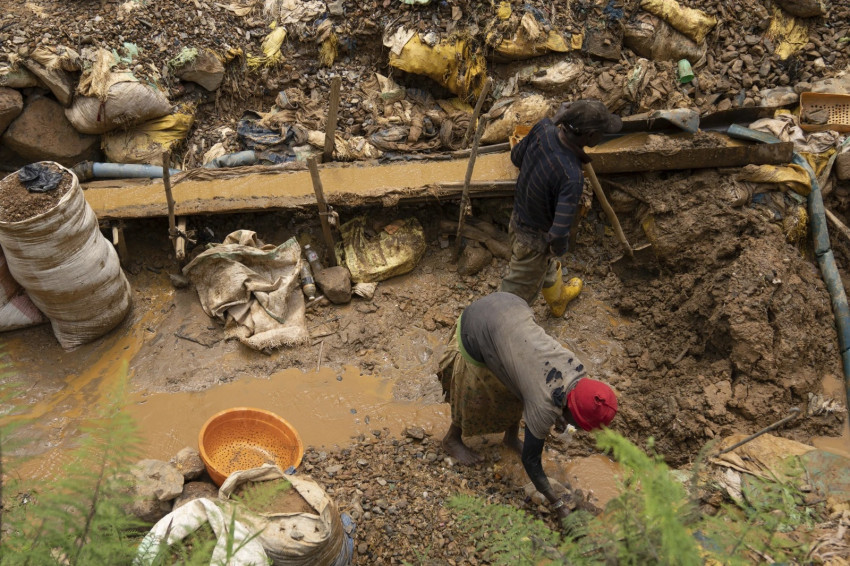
[303,243,324,274]
[300,263,317,300]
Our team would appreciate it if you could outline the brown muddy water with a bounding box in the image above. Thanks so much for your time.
[3,266,846,509]
[2,327,623,506]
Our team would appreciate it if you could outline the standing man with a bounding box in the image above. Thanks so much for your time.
[501,99,622,314]
[437,292,618,518]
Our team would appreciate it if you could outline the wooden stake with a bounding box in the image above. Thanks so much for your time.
[307,157,338,266]
[454,115,488,261]
[826,207,850,243]
[112,222,128,267]
[323,76,342,162]
[462,78,492,150]
[162,151,179,264]
[175,217,187,262]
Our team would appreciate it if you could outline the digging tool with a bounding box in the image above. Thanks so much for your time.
[582,162,655,275]
[307,157,338,266]
[712,407,801,458]
[453,112,489,261]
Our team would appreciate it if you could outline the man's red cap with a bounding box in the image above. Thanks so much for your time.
[566,378,618,431]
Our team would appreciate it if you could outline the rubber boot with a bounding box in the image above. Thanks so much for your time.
[541,261,584,317]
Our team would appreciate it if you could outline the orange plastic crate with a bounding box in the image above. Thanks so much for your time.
[799,92,850,133]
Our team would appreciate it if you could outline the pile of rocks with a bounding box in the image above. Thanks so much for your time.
[0,0,847,172]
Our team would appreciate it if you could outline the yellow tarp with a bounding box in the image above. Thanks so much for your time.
[389,35,486,101]
[492,30,571,59]
[336,216,426,283]
[767,6,809,59]
[738,163,812,196]
[640,0,717,44]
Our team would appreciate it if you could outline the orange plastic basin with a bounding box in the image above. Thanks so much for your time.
[198,407,304,486]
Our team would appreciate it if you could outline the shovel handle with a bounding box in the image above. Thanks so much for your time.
[583,163,634,257]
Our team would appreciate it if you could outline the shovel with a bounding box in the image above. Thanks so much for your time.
[582,162,657,278]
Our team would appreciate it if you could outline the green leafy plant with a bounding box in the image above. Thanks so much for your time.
[1,361,145,565]
[2,356,277,566]
[448,429,825,565]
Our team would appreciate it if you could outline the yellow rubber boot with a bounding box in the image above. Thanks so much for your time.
[541,262,583,317]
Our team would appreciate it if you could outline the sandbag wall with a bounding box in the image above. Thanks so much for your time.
[0,162,132,348]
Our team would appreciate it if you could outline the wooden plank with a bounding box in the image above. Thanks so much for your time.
[591,138,794,174]
[82,153,519,219]
[80,138,794,220]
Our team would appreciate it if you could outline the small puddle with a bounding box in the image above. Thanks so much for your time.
[127,365,448,463]
[811,374,850,459]
[494,449,622,508]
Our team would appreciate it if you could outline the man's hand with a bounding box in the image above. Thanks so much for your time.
[548,244,568,262]
[551,497,571,520]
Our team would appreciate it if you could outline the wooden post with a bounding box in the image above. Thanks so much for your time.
[162,151,179,264]
[112,222,128,267]
[323,76,342,162]
[175,217,187,262]
[307,157,338,266]
[453,115,488,261]
[462,78,492,150]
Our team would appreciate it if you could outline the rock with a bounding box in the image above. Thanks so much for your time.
[172,481,219,510]
[22,59,74,106]
[703,380,732,418]
[130,459,185,502]
[126,496,172,524]
[457,244,492,276]
[809,74,850,94]
[583,26,622,61]
[759,86,797,107]
[0,87,23,134]
[775,0,826,18]
[1,96,100,167]
[835,151,850,181]
[173,447,205,480]
[404,426,426,440]
[173,48,225,91]
[315,266,352,304]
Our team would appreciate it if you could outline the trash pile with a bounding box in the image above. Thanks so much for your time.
[0,0,848,171]
[181,214,428,352]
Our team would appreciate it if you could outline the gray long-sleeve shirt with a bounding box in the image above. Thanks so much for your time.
[459,292,586,440]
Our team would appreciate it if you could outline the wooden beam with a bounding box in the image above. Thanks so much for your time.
[81,140,794,220]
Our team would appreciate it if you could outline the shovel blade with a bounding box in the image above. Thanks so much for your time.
[611,243,658,280]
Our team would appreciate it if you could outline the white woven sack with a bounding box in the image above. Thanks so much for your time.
[0,163,132,348]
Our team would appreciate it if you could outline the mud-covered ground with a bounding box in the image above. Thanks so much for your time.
[3,0,850,563]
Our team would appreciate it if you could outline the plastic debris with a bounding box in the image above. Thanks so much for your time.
[18,163,63,193]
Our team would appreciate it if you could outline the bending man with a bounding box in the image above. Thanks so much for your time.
[437,292,618,518]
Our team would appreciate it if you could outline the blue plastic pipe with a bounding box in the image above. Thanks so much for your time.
[91,162,181,179]
[203,150,259,169]
[796,141,850,423]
